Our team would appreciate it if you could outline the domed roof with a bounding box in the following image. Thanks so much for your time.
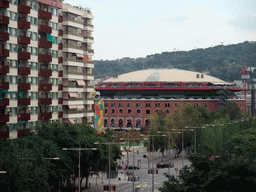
[104,69,226,83]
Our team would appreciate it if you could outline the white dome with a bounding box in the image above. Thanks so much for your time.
[104,69,225,83]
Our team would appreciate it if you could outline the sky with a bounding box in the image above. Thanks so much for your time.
[64,0,256,60]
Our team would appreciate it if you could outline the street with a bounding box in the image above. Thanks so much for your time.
[84,148,191,192]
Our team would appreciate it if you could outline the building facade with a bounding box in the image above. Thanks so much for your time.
[61,3,94,125]
[0,0,94,139]
[95,69,246,129]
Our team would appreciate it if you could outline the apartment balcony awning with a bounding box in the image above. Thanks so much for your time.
[76,80,85,86]
[69,118,75,124]
[77,105,84,110]
[68,105,77,109]
[68,92,78,98]
[76,53,83,59]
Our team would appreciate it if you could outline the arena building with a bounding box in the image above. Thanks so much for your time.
[95,69,246,129]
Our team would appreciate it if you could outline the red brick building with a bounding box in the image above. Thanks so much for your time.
[95,69,246,129]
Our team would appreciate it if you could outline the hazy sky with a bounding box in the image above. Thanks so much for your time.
[64,0,256,60]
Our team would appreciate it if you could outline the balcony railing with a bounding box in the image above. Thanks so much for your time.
[38,10,52,20]
[18,51,30,60]
[38,68,52,77]
[38,112,52,120]
[0,16,9,25]
[0,98,9,107]
[18,98,31,106]
[18,4,30,14]
[0,0,9,8]
[18,67,31,75]
[38,83,52,91]
[18,35,30,44]
[0,48,9,57]
[58,84,63,91]
[38,54,52,62]
[0,130,9,139]
[18,113,30,121]
[58,70,63,77]
[38,25,52,34]
[58,29,63,36]
[0,65,9,74]
[18,19,30,29]
[87,49,94,53]
[38,38,52,48]
[58,43,63,50]
[18,83,30,90]
[58,57,63,63]
[58,111,63,118]
[0,82,9,89]
[58,15,63,23]
[58,98,63,104]
[0,32,9,41]
[38,98,52,105]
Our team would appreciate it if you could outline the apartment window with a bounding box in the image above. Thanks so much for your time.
[145,103,150,107]
[166,109,170,114]
[155,103,160,107]
[119,103,123,107]
[203,103,207,107]
[165,103,170,107]
[128,109,132,114]
[111,109,115,113]
[146,109,151,114]
[175,103,179,107]
[111,103,115,107]
[137,109,141,114]
[105,103,108,107]
[194,103,199,106]
[105,109,108,113]
[127,103,132,107]
[136,103,141,107]
[119,109,123,113]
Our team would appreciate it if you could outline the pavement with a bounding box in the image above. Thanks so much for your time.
[69,146,190,192]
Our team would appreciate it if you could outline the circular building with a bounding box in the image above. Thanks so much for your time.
[96,69,246,129]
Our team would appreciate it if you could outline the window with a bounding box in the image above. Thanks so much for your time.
[128,109,132,114]
[111,103,115,107]
[175,103,179,107]
[146,109,151,114]
[165,103,170,107]
[119,103,123,107]
[105,103,108,107]
[194,103,198,106]
[146,103,151,107]
[137,109,141,114]
[155,103,160,107]
[111,109,115,113]
[136,103,141,107]
[119,109,123,113]
[166,109,170,114]
[127,103,132,107]
[203,103,207,107]
[105,109,108,113]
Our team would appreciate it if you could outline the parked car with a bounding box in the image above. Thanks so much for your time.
[156,162,174,168]
[127,165,140,170]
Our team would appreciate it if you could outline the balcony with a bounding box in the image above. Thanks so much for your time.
[18,19,30,29]
[0,130,9,139]
[58,70,63,77]
[18,51,30,60]
[38,69,52,77]
[0,16,9,25]
[38,25,52,34]
[0,0,9,8]
[0,48,9,57]
[18,4,30,14]
[58,84,63,91]
[58,15,63,23]
[0,32,9,41]
[38,98,52,105]
[38,38,52,48]
[0,65,9,74]
[38,83,52,91]
[38,54,52,62]
[18,67,31,75]
[18,35,30,44]
[18,83,30,91]
[0,98,9,107]
[0,82,9,89]
[58,111,63,118]
[58,98,63,104]
[58,29,63,36]
[38,10,52,20]
[58,43,63,50]
[18,98,31,106]
[38,112,52,120]
[18,113,30,121]
[58,57,63,63]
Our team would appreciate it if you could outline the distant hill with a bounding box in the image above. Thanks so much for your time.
[93,41,256,82]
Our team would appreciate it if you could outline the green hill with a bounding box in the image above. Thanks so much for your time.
[93,41,256,82]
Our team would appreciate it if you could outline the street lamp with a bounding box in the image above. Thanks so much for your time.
[185,126,205,153]
[62,148,97,192]
[94,142,124,192]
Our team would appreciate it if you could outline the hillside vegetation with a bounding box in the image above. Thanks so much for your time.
[93,41,256,82]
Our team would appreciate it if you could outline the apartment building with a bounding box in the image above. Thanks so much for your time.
[0,0,63,139]
[61,4,94,124]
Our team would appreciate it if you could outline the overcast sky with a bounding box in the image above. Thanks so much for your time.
[64,0,256,60]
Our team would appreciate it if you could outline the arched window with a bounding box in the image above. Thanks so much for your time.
[104,119,107,127]
[166,109,170,114]
[155,109,159,113]
[105,109,108,113]
[119,119,123,128]
[136,119,141,128]
[146,109,150,114]
[111,109,115,113]
[137,109,141,114]
[127,119,132,128]
[111,119,115,127]
[145,119,150,127]
[128,109,132,114]
[119,109,123,113]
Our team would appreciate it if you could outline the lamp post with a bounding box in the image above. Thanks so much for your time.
[62,148,97,192]
[184,126,206,153]
[94,142,124,192]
